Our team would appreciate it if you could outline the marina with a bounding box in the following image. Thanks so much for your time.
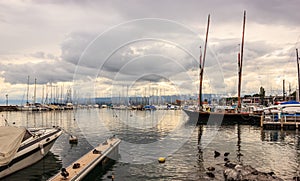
[0,1,300,180]
[0,109,299,180]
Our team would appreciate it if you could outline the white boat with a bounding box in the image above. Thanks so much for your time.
[0,126,62,178]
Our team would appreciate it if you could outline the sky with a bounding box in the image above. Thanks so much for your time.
[0,0,299,104]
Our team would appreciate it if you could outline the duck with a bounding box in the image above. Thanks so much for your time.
[207,166,215,171]
[214,151,221,158]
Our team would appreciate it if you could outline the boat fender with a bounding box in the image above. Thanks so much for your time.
[72,163,80,169]
[39,143,44,155]
[61,168,69,179]
[93,149,101,154]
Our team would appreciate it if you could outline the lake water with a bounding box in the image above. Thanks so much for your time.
[1,109,300,180]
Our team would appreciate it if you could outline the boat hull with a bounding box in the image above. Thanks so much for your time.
[183,109,261,125]
[0,128,61,178]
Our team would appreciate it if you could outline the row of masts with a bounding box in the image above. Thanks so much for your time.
[25,76,72,105]
[198,11,299,110]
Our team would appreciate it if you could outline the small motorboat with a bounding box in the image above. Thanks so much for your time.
[0,126,62,178]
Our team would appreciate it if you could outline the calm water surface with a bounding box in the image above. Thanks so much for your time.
[1,109,300,180]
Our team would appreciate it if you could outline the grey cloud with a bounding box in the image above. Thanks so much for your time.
[1,0,299,97]
[60,32,96,65]
[0,61,76,84]
[69,19,202,83]
[30,51,59,60]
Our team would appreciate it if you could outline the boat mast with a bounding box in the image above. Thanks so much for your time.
[26,75,30,105]
[296,48,300,100]
[34,78,36,105]
[238,11,246,111]
[199,14,210,111]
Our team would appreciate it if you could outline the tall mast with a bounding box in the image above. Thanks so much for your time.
[42,85,44,104]
[26,75,30,105]
[296,48,300,100]
[34,78,36,104]
[238,10,246,110]
[283,79,286,101]
[199,14,210,111]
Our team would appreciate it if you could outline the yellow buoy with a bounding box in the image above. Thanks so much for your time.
[158,157,165,163]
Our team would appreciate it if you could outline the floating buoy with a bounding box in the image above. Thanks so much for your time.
[158,157,165,163]
[39,143,44,155]
[69,135,78,144]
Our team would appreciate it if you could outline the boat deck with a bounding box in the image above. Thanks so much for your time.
[48,137,121,181]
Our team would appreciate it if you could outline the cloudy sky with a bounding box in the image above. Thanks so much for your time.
[0,0,299,103]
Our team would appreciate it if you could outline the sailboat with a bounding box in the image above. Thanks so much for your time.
[0,126,62,178]
[183,11,261,125]
[17,76,39,111]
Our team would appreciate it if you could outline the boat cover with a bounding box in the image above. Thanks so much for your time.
[0,126,26,166]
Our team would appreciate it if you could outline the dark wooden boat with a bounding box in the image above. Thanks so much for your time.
[183,109,261,125]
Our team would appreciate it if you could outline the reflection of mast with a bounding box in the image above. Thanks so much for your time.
[238,11,246,110]
[197,125,205,171]
[296,132,300,177]
[236,124,242,163]
[199,14,210,111]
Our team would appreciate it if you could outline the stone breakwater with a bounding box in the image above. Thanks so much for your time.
[205,151,286,180]
[223,163,283,181]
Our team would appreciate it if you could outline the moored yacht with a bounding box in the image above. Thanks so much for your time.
[0,126,62,178]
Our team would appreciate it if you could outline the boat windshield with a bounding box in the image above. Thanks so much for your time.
[21,129,33,142]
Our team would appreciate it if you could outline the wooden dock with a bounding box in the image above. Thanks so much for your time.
[260,115,300,130]
[0,105,18,111]
[48,137,121,181]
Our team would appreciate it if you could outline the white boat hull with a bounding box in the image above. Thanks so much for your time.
[0,128,62,178]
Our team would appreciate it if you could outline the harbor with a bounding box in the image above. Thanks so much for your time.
[1,0,300,180]
[0,109,300,180]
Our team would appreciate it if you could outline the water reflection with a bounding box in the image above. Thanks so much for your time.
[237,124,242,163]
[196,125,205,173]
[1,110,300,180]
[261,129,299,143]
[261,129,300,178]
